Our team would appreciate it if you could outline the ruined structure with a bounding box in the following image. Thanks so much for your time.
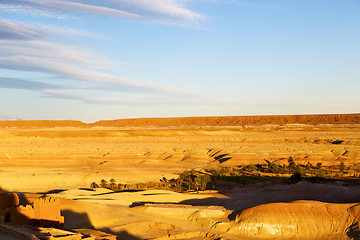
[0,192,64,227]
[0,192,116,239]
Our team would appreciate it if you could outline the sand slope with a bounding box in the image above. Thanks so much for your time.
[41,181,360,240]
[0,114,359,192]
[216,201,359,239]
[0,114,359,239]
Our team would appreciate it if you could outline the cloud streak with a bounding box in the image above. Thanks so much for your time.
[112,0,204,21]
[0,0,204,22]
[0,19,45,40]
[0,19,196,105]
[0,77,61,90]
[39,90,164,105]
[22,0,141,18]
[0,1,205,106]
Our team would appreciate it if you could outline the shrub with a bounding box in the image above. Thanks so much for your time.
[339,162,345,172]
[288,156,296,169]
[315,171,325,178]
[242,164,257,172]
[178,170,212,191]
[316,162,322,169]
[194,174,211,191]
[305,162,312,170]
[289,164,304,183]
[117,183,124,191]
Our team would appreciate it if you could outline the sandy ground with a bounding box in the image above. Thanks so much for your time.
[0,115,359,239]
[0,123,359,192]
[38,181,359,240]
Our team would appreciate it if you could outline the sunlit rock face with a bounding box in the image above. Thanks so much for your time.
[222,201,360,239]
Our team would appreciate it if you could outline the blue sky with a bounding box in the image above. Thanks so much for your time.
[0,0,359,122]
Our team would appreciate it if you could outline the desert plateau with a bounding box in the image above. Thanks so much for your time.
[0,114,359,240]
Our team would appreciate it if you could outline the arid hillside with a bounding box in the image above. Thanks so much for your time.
[92,113,360,127]
[0,114,359,192]
[0,113,359,128]
[0,114,359,239]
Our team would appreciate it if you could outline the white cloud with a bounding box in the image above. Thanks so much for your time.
[112,0,204,21]
[34,23,100,38]
[0,3,203,105]
[0,77,61,90]
[22,0,141,18]
[0,40,190,95]
[0,4,70,19]
[1,0,204,22]
[0,19,45,40]
[0,19,195,100]
[39,90,161,105]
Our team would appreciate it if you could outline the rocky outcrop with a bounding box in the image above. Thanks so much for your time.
[213,201,360,239]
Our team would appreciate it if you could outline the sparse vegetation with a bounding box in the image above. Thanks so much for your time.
[288,156,296,169]
[100,179,108,188]
[316,162,322,169]
[109,178,117,191]
[339,162,345,172]
[90,182,99,188]
[92,158,359,192]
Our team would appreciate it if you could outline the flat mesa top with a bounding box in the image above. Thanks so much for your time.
[0,113,359,128]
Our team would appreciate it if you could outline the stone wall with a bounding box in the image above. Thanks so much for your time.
[0,192,19,209]
[0,194,64,227]
[33,197,64,224]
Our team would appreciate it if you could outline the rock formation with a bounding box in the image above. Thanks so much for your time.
[213,201,360,239]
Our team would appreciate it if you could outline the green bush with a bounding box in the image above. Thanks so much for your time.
[244,164,257,172]
[339,162,345,172]
[178,170,211,191]
[288,156,296,169]
[316,162,322,169]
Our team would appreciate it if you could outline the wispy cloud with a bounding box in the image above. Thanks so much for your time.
[113,0,204,21]
[0,4,70,19]
[33,23,100,38]
[0,0,204,22]
[0,77,61,90]
[22,0,141,18]
[0,40,191,94]
[0,1,205,106]
[0,19,196,105]
[39,90,163,105]
[0,19,45,40]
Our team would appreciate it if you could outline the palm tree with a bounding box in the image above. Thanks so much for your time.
[90,182,99,188]
[109,178,116,190]
[100,179,108,188]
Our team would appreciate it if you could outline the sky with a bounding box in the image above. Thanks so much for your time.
[0,0,359,122]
